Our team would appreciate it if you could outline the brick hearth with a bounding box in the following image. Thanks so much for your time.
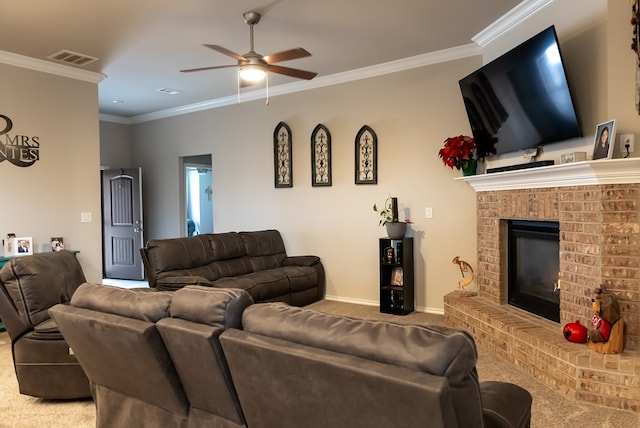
[444,160,640,413]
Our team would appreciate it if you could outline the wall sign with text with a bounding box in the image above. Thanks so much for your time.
[0,114,41,167]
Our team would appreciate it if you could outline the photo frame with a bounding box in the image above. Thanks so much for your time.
[391,267,404,286]
[355,125,377,184]
[51,237,65,252]
[14,237,33,256]
[383,246,395,264]
[273,121,293,188]
[311,124,332,187]
[592,119,616,160]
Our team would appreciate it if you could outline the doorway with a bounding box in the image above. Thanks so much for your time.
[181,155,213,236]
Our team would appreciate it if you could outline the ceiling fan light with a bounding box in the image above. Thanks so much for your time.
[239,64,266,82]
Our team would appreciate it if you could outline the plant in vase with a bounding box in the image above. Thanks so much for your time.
[438,131,497,176]
[373,197,411,239]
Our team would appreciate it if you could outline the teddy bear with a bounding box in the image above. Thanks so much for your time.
[587,285,625,354]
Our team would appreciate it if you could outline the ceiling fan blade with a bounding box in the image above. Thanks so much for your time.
[203,44,246,61]
[180,64,237,73]
[265,48,311,64]
[267,64,317,80]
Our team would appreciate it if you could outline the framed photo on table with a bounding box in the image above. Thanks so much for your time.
[51,237,65,252]
[592,120,616,160]
[14,237,33,256]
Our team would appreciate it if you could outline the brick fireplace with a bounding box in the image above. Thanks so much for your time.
[444,159,640,412]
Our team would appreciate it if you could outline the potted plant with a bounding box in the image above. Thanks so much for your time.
[373,197,408,239]
[438,131,497,176]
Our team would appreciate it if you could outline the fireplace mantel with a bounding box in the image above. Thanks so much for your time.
[458,158,640,191]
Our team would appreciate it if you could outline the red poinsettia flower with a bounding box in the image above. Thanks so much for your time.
[438,135,476,170]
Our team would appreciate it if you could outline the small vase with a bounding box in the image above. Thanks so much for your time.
[462,159,478,176]
[385,222,407,239]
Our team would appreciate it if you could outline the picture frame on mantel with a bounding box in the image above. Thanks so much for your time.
[355,125,377,184]
[592,119,616,160]
[273,122,293,188]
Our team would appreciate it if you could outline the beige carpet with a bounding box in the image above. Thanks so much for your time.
[0,332,94,428]
[0,300,638,427]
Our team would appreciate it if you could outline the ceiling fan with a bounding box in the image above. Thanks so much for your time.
[180,11,317,85]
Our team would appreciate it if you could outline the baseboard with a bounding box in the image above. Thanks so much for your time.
[324,295,444,316]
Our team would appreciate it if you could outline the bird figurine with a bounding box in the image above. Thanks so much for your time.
[452,256,474,291]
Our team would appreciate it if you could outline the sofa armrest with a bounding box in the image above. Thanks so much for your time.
[480,381,532,428]
[155,276,212,291]
[282,255,320,267]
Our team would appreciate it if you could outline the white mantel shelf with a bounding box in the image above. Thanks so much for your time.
[457,158,640,192]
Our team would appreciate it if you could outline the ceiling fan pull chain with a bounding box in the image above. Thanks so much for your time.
[266,73,270,105]
[238,69,242,104]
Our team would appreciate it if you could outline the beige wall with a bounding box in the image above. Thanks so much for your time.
[100,121,133,168]
[97,0,636,312]
[131,59,480,312]
[608,0,640,139]
[123,1,624,313]
[0,63,103,281]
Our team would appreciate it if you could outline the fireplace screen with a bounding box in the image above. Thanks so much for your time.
[507,220,560,322]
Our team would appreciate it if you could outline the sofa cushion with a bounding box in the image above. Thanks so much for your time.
[156,269,217,287]
[70,283,172,322]
[242,303,483,428]
[146,234,213,273]
[211,257,254,278]
[0,251,86,328]
[214,270,290,302]
[240,230,287,271]
[276,266,318,292]
[208,232,247,260]
[169,286,253,327]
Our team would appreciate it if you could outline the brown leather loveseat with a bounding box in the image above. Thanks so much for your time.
[141,229,325,306]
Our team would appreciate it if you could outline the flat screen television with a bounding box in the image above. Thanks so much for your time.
[459,25,582,156]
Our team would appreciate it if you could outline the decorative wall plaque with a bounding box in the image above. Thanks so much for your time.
[273,122,293,188]
[311,124,332,187]
[355,125,377,184]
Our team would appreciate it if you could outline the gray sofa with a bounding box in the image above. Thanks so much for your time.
[141,229,325,306]
[50,283,532,428]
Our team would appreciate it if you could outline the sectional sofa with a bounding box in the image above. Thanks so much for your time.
[50,283,532,428]
[140,229,325,306]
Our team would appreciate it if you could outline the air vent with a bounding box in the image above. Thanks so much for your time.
[47,50,98,67]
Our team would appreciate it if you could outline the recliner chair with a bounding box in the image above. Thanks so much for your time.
[0,251,91,399]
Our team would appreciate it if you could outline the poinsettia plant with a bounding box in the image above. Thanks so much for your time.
[438,131,498,170]
[438,135,476,170]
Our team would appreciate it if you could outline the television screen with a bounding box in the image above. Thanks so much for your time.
[459,26,582,156]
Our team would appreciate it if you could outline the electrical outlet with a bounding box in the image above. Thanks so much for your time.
[620,134,635,154]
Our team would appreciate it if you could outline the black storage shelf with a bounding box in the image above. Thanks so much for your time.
[379,237,414,315]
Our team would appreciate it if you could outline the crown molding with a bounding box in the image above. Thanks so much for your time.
[125,43,482,124]
[0,50,105,84]
[472,0,555,47]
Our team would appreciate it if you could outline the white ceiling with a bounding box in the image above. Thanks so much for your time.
[2,0,524,118]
